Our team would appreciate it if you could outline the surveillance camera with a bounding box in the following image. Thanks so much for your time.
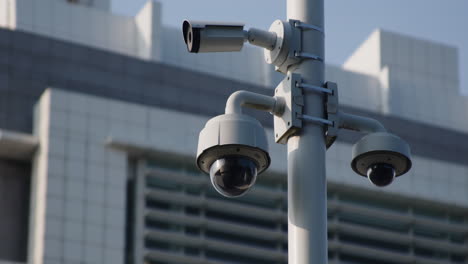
[182,20,246,53]
[351,132,412,187]
[196,114,270,197]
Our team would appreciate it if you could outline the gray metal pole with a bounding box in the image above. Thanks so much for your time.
[286,0,328,263]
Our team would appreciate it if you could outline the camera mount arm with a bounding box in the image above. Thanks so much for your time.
[245,28,277,50]
[338,112,387,133]
[225,90,284,116]
[271,74,388,146]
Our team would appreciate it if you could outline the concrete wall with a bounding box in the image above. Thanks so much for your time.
[344,30,466,132]
[0,0,158,59]
[30,90,127,264]
[63,0,111,11]
[29,88,468,264]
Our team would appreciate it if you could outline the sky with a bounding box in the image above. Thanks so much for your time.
[112,0,467,95]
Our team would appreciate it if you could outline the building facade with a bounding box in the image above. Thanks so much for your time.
[0,1,467,264]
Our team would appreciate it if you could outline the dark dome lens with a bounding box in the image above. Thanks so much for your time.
[367,163,395,187]
[209,157,258,197]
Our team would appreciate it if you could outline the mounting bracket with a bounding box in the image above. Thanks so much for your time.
[273,73,339,148]
[264,19,324,74]
[273,73,303,144]
[324,82,339,149]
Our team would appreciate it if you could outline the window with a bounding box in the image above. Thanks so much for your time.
[0,159,31,262]
[131,158,468,264]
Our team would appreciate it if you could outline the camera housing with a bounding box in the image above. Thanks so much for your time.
[351,132,412,187]
[197,114,270,197]
[183,20,246,53]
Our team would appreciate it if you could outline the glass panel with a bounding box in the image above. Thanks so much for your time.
[414,207,446,220]
[205,230,278,249]
[339,234,409,253]
[340,254,396,264]
[339,213,408,233]
[140,157,468,264]
[205,250,274,264]
[414,247,449,259]
[205,210,277,230]
[340,193,407,213]
[413,226,445,240]
[146,176,180,191]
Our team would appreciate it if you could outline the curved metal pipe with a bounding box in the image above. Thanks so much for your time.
[225,90,282,115]
[338,112,386,133]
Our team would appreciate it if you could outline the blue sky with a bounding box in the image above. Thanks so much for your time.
[112,0,467,94]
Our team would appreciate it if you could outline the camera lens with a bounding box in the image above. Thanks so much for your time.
[185,25,200,53]
[209,156,258,197]
[367,163,395,187]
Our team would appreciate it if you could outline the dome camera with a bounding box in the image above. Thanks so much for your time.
[351,132,412,187]
[196,114,270,197]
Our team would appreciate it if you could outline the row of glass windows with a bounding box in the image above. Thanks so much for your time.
[139,159,467,264]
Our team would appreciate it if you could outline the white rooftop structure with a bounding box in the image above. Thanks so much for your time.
[1,0,464,131]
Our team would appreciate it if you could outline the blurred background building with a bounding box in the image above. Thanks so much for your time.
[0,0,467,264]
